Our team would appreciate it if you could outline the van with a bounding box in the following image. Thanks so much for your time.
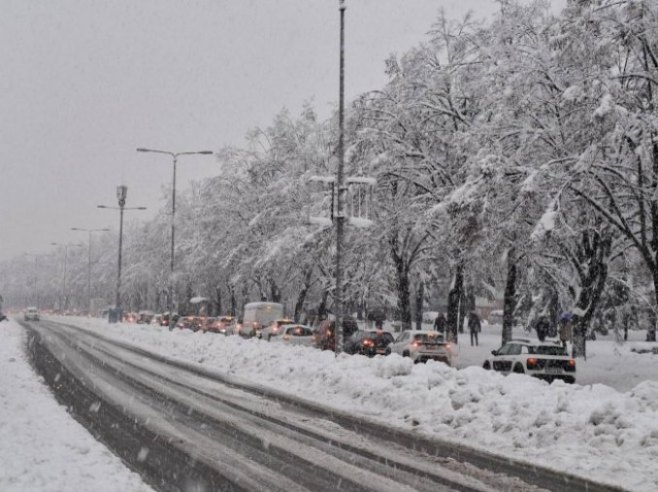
[24,307,40,321]
[240,302,284,338]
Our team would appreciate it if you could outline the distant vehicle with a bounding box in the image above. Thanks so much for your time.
[344,330,395,356]
[483,339,576,384]
[240,302,284,338]
[387,330,455,365]
[204,316,237,335]
[488,310,504,325]
[260,318,294,341]
[274,324,315,346]
[315,317,359,351]
[176,316,205,332]
[24,307,40,321]
[422,311,440,325]
[137,310,155,324]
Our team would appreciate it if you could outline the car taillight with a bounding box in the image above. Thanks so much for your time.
[411,341,419,348]
[363,339,373,347]
[526,357,538,369]
[445,343,452,350]
[566,359,576,371]
[273,327,279,332]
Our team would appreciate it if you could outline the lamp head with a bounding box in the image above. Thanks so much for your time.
[116,185,128,206]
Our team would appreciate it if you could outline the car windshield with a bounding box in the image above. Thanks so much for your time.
[529,345,568,356]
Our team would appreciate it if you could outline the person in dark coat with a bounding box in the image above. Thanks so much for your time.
[433,313,447,333]
[468,310,481,346]
[535,316,550,342]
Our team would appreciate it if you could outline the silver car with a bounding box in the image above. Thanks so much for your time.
[387,330,455,365]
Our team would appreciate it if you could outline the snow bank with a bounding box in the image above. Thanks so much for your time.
[0,319,153,492]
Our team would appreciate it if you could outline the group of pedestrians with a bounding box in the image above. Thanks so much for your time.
[535,313,573,348]
[433,310,482,346]
[431,308,576,349]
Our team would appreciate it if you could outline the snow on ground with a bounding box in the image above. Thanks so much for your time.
[0,318,154,492]
[6,314,658,491]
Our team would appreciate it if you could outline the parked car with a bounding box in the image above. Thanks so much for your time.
[387,330,456,365]
[260,318,294,341]
[344,330,395,356]
[274,324,315,346]
[315,317,359,351]
[482,338,576,383]
[24,306,40,321]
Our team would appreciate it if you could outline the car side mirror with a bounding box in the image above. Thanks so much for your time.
[491,350,498,356]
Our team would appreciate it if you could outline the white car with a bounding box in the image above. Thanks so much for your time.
[24,307,40,321]
[483,338,576,383]
[387,330,456,366]
[260,318,294,341]
[273,324,315,346]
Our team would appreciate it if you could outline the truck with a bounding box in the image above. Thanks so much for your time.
[239,302,284,338]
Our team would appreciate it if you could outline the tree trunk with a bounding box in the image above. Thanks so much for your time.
[446,262,464,343]
[395,261,412,330]
[213,286,222,317]
[270,279,281,303]
[502,247,517,345]
[571,230,611,357]
[293,270,312,323]
[317,290,329,318]
[458,289,468,334]
[415,281,424,330]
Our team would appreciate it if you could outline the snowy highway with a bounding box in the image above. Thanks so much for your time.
[23,319,626,492]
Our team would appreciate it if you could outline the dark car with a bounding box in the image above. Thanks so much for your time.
[345,330,395,356]
[315,317,359,351]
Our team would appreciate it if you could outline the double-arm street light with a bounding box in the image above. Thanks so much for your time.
[136,147,213,315]
[50,242,83,312]
[70,227,110,314]
[98,185,146,317]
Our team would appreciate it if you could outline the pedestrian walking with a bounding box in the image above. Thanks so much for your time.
[468,310,481,346]
[558,312,573,349]
[535,316,550,342]
[433,313,446,334]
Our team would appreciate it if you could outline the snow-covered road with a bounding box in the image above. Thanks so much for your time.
[3,315,658,491]
[28,319,567,491]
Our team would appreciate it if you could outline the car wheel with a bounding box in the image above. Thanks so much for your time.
[513,363,525,374]
[385,348,391,356]
[402,350,410,357]
[483,361,491,370]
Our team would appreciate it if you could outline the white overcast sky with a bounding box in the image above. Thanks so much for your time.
[0,0,566,261]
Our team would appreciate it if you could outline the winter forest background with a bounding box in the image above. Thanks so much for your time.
[2,0,658,358]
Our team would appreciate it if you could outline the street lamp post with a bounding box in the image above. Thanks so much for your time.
[136,147,213,316]
[335,0,347,354]
[98,185,146,319]
[71,227,110,314]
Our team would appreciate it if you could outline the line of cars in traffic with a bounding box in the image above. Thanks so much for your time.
[120,301,576,381]
[120,306,458,365]
[18,304,576,381]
